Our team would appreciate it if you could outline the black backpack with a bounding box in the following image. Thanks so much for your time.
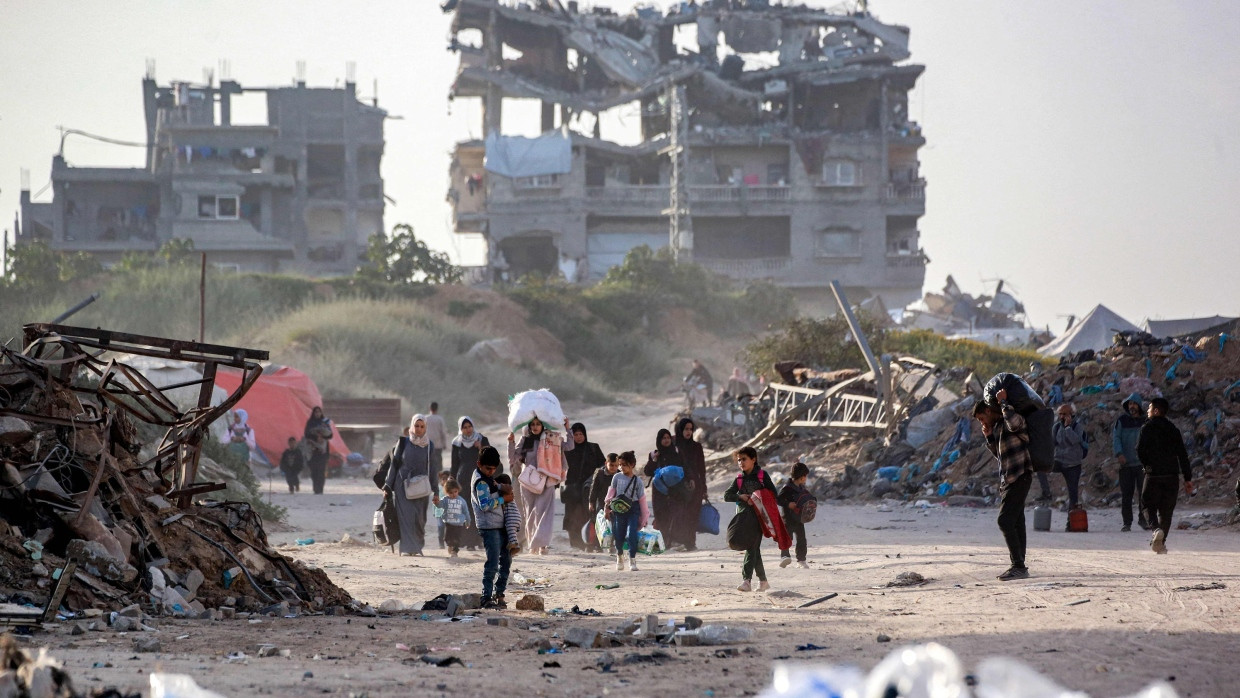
[372,438,406,489]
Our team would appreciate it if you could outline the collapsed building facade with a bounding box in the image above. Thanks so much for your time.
[17,70,386,275]
[444,0,928,313]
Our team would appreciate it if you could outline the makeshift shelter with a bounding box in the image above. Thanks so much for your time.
[214,366,349,469]
[1142,316,1237,338]
[1038,305,1140,357]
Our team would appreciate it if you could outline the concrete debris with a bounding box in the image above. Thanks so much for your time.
[887,572,927,587]
[563,626,604,649]
[514,594,545,612]
[0,325,353,619]
[133,636,162,653]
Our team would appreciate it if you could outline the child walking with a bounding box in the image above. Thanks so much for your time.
[279,436,304,493]
[777,462,811,568]
[494,474,522,556]
[604,451,648,571]
[588,453,620,553]
[724,446,778,591]
[440,479,470,558]
[472,446,513,609]
[436,471,452,549]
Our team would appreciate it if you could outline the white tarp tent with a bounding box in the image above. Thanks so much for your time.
[1037,305,1140,357]
[1142,315,1236,338]
[484,130,572,179]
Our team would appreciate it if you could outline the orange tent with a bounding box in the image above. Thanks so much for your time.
[215,366,349,469]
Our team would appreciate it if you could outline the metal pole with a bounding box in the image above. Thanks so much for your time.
[199,252,207,342]
[51,292,101,324]
[829,280,885,386]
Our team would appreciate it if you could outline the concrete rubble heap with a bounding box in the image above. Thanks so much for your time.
[737,331,1240,512]
[444,0,928,311]
[0,324,351,623]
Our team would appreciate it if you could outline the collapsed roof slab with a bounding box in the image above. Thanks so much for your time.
[453,62,700,114]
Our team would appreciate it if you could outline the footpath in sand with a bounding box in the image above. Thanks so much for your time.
[31,397,1240,697]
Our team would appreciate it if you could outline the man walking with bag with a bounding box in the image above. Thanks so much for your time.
[975,387,1034,581]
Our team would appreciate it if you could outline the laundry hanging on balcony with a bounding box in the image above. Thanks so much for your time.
[483,130,572,179]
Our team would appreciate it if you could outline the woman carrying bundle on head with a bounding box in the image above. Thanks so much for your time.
[508,415,574,556]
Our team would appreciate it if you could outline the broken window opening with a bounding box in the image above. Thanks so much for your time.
[816,228,862,258]
[695,216,790,260]
[821,159,860,187]
[307,144,346,199]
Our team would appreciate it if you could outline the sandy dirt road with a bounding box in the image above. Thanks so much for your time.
[28,396,1240,697]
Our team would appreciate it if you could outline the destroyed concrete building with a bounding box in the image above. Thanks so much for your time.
[17,69,387,275]
[444,0,928,313]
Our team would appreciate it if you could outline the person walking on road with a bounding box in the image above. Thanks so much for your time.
[508,416,574,555]
[1137,397,1195,554]
[383,415,440,557]
[1038,404,1085,512]
[451,416,489,550]
[974,387,1034,581]
[563,422,605,551]
[425,402,451,486]
[1113,394,1148,531]
[303,406,334,495]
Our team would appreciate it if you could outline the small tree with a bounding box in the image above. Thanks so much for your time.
[2,241,101,291]
[358,224,461,285]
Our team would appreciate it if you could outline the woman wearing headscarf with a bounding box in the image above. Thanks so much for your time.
[383,415,440,556]
[643,428,683,548]
[451,416,490,550]
[303,406,333,495]
[562,422,606,551]
[507,416,574,555]
[673,416,707,552]
[227,409,256,463]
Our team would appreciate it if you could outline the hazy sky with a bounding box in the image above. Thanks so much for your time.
[2,1,1237,330]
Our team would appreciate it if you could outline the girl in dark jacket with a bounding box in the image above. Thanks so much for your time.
[724,446,777,592]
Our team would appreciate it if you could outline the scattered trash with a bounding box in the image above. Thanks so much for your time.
[1065,599,1091,607]
[595,583,620,590]
[796,643,828,651]
[1174,582,1226,592]
[760,642,1180,697]
[876,634,892,643]
[151,673,227,698]
[420,655,465,668]
[886,572,928,588]
[295,538,315,546]
[698,625,753,646]
[570,605,602,616]
[796,593,839,609]
[379,599,407,613]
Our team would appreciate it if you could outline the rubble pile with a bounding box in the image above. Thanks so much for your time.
[0,324,351,623]
[735,332,1240,510]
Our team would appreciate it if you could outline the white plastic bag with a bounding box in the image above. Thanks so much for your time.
[760,664,865,697]
[637,526,665,555]
[595,508,613,550]
[865,642,968,698]
[976,657,1090,698]
[150,673,227,698]
[507,389,565,433]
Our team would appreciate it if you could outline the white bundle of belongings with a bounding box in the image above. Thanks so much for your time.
[507,389,566,433]
[760,642,1178,698]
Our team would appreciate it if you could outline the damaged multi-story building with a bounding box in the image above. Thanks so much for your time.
[17,68,386,274]
[444,0,927,311]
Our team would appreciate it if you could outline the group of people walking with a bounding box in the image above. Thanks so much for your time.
[975,373,1196,581]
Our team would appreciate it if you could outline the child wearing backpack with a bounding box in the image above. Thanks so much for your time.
[724,447,781,591]
[440,479,470,558]
[604,451,648,571]
[777,462,812,568]
[472,446,512,609]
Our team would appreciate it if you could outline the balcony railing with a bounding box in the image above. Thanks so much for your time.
[585,185,668,204]
[886,250,929,267]
[690,185,791,202]
[885,181,925,200]
[697,257,791,275]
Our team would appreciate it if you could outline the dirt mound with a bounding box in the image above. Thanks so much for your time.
[421,285,566,365]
